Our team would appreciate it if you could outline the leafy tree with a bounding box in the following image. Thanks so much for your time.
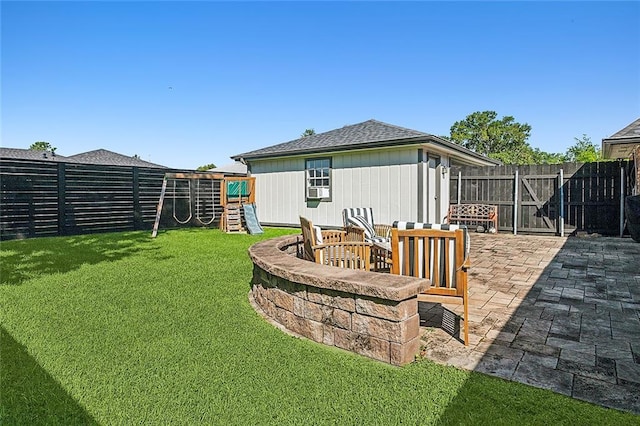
[197,163,216,171]
[29,141,56,152]
[566,134,601,163]
[449,111,532,163]
[301,129,316,138]
[530,148,567,165]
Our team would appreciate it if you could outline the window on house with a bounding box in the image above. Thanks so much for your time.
[305,157,331,200]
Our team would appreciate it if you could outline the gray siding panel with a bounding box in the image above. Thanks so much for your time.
[251,147,427,227]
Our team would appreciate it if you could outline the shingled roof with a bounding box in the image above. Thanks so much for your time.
[607,117,640,140]
[0,147,68,162]
[66,149,167,168]
[232,120,425,159]
[1,147,168,168]
[232,119,498,165]
[602,117,640,159]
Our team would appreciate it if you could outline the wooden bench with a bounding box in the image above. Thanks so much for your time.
[447,203,498,233]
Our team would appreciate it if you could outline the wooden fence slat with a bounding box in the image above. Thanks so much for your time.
[451,161,633,235]
[0,158,210,240]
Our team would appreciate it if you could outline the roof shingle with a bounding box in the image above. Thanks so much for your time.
[0,147,68,162]
[66,149,167,168]
[232,119,429,160]
[231,119,499,165]
[607,117,640,140]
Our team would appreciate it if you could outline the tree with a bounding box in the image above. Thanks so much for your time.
[449,111,532,163]
[566,134,601,163]
[529,148,567,165]
[29,141,56,152]
[197,163,216,171]
[301,129,315,138]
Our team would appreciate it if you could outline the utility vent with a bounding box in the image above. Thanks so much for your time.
[307,187,330,199]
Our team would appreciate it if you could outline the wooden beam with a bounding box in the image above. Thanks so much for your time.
[164,172,225,180]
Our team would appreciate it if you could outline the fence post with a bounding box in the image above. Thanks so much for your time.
[457,171,462,204]
[57,163,66,236]
[559,169,564,237]
[620,164,625,237]
[513,169,518,235]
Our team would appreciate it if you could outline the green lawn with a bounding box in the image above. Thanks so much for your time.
[1,228,636,425]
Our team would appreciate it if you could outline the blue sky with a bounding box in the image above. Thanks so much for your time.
[2,1,639,169]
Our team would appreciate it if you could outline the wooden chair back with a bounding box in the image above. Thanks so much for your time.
[299,216,318,262]
[390,222,470,345]
[300,216,372,270]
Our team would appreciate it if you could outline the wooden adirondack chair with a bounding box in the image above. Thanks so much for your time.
[300,216,373,271]
[390,222,470,345]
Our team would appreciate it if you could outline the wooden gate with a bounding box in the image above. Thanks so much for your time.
[450,162,633,235]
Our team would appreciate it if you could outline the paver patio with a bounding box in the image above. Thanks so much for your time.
[418,232,640,414]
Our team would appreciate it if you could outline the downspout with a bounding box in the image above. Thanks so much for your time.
[417,149,426,222]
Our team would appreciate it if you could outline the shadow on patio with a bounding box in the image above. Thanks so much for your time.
[418,233,640,414]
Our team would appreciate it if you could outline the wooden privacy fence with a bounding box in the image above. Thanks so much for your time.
[450,161,634,236]
[0,158,224,240]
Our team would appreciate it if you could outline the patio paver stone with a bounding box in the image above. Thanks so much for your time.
[418,233,640,414]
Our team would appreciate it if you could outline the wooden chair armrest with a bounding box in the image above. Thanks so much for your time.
[313,241,373,249]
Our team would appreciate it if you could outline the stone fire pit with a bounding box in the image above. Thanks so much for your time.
[248,235,428,365]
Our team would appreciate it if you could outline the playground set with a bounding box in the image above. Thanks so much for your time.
[151,172,263,237]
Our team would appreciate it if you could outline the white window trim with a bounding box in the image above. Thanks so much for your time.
[305,157,332,201]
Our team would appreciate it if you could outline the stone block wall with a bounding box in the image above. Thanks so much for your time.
[248,235,428,366]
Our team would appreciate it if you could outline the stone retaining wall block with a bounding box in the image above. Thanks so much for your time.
[356,296,417,321]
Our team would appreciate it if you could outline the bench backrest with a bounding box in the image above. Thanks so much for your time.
[391,222,469,295]
[448,204,497,219]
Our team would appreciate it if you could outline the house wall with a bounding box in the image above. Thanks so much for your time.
[250,146,452,228]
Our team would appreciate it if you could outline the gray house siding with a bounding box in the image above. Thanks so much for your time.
[251,145,449,227]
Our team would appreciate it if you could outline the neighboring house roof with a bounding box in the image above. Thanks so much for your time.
[66,149,167,168]
[232,119,499,166]
[0,147,68,162]
[602,117,640,159]
[1,147,168,168]
[209,161,248,175]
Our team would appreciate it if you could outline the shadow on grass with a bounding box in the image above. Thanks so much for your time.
[0,231,158,286]
[0,326,98,425]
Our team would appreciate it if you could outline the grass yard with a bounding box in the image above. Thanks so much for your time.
[1,228,637,425]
